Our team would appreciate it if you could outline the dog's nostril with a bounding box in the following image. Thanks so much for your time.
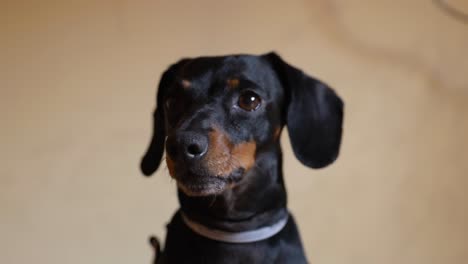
[179,132,208,159]
[186,143,206,157]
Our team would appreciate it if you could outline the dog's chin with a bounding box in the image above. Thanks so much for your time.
[176,176,229,197]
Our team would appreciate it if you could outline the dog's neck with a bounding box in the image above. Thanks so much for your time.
[178,147,288,232]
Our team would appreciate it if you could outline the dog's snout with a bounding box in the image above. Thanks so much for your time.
[180,132,208,159]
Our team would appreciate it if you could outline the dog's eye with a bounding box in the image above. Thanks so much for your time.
[238,91,261,111]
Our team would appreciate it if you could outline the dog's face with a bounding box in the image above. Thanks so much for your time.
[162,56,284,196]
[141,53,343,196]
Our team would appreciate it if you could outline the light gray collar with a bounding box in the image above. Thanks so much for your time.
[181,212,289,243]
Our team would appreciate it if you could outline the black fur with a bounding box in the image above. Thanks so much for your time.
[141,52,344,263]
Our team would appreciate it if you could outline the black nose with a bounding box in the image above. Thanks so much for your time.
[179,132,208,159]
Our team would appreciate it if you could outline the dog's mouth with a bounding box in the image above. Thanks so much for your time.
[173,168,245,196]
[176,175,228,196]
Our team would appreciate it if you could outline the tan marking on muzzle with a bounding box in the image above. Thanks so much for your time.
[273,126,282,141]
[205,127,256,177]
[231,141,257,171]
[166,156,176,178]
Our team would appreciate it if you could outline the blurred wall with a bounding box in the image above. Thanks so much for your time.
[2,0,468,263]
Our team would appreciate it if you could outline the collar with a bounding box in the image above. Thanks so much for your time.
[180,212,289,243]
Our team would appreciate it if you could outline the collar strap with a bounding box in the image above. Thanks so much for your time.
[181,212,289,243]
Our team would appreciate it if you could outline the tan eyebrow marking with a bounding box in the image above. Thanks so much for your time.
[181,79,191,89]
[227,78,240,89]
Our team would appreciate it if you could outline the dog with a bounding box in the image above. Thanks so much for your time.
[141,52,344,263]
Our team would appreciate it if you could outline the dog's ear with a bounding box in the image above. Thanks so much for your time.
[140,60,186,176]
[265,52,344,168]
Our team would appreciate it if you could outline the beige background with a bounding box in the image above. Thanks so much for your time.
[2,0,468,263]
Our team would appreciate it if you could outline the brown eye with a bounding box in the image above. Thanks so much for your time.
[238,91,261,111]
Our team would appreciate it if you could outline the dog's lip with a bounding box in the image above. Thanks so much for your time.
[176,174,229,196]
[177,172,229,185]
[178,179,224,190]
[170,166,245,195]
[175,169,243,184]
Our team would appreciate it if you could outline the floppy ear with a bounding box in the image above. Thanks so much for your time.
[265,52,344,168]
[140,61,185,176]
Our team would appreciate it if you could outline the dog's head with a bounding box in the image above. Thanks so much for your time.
[141,53,343,196]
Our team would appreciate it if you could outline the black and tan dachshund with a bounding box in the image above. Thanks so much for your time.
[141,52,344,263]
